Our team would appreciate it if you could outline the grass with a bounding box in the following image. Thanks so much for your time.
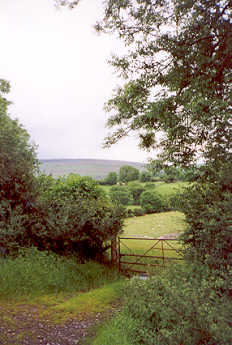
[0,212,186,299]
[0,248,120,300]
[123,210,186,238]
[91,312,137,345]
[52,281,123,318]
[155,181,189,196]
[119,211,186,273]
[0,209,188,343]
[0,247,125,338]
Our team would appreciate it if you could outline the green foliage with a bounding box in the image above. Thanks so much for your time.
[127,182,145,205]
[126,208,135,218]
[133,207,145,217]
[92,312,138,345]
[144,182,156,190]
[109,185,133,206]
[0,247,120,299]
[32,174,125,260]
[101,0,232,167]
[104,171,118,185]
[126,207,145,218]
[140,190,163,214]
[117,264,232,345]
[140,170,152,183]
[119,165,140,183]
[179,162,232,273]
[0,80,38,251]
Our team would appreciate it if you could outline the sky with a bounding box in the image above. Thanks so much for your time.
[0,0,154,163]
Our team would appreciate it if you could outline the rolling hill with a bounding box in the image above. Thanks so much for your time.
[39,159,146,180]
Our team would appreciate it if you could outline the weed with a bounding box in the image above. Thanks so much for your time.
[0,248,120,300]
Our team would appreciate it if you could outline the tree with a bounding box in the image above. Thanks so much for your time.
[128,182,145,205]
[104,171,118,185]
[140,170,152,183]
[0,80,38,250]
[119,165,140,183]
[140,190,163,214]
[109,185,133,206]
[56,0,232,271]
[97,0,232,168]
[94,0,232,271]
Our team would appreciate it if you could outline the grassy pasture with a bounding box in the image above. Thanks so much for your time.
[101,181,188,201]
[119,211,186,273]
[155,181,188,196]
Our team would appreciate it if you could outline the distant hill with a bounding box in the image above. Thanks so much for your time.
[39,159,146,180]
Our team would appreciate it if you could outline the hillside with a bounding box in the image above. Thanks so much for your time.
[39,158,145,179]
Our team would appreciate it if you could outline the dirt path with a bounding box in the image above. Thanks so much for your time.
[0,302,112,345]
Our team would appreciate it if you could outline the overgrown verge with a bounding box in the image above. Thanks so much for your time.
[93,263,232,345]
[0,247,121,299]
[0,248,125,344]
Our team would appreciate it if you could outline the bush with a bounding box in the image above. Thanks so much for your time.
[133,208,145,217]
[126,208,135,218]
[119,165,140,183]
[128,182,145,205]
[109,185,133,206]
[144,182,156,190]
[104,171,118,185]
[118,264,232,345]
[140,190,163,214]
[179,162,232,274]
[1,174,126,261]
[140,171,152,182]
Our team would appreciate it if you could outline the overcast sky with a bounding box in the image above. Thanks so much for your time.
[0,0,154,163]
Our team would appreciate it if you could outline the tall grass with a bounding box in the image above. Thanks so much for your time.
[0,247,120,299]
[92,312,138,345]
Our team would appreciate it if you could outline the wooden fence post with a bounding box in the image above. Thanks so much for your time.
[111,236,118,265]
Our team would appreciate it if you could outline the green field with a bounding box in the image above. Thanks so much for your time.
[119,211,186,273]
[123,211,186,238]
[102,181,188,196]
[155,181,189,196]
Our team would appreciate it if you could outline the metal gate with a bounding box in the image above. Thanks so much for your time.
[116,236,183,274]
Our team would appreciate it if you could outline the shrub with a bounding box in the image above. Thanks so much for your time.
[133,208,145,217]
[179,162,232,274]
[128,182,145,205]
[34,175,126,260]
[140,171,152,182]
[104,171,118,185]
[109,185,133,206]
[140,190,163,214]
[1,174,125,261]
[144,182,156,190]
[119,264,232,345]
[119,165,140,183]
[126,208,135,218]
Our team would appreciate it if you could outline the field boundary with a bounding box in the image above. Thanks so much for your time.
[111,236,183,274]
